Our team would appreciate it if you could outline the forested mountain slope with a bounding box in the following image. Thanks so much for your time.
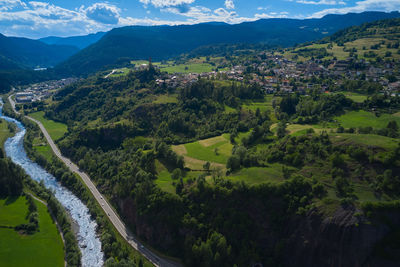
[283,17,400,62]
[0,34,79,69]
[56,11,400,76]
[39,31,106,50]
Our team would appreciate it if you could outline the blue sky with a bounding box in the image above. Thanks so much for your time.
[0,0,399,38]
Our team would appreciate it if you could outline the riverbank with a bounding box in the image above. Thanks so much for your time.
[7,95,158,266]
[0,97,104,266]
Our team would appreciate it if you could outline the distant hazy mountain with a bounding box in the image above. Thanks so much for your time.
[0,33,79,69]
[39,31,106,50]
[56,11,400,76]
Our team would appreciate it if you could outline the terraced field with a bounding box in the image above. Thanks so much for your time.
[172,135,233,169]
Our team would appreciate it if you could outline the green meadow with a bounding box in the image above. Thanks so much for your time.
[0,196,64,267]
[183,136,233,164]
[227,165,287,185]
[335,110,400,128]
[28,111,68,141]
[153,94,178,104]
[0,119,12,152]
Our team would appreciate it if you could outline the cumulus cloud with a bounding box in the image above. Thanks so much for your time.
[139,0,195,8]
[0,0,26,11]
[296,0,346,5]
[0,2,120,38]
[85,3,120,24]
[310,0,400,18]
[225,0,235,10]
[255,11,289,19]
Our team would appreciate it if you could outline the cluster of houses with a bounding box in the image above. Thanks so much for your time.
[16,78,79,103]
[154,53,399,96]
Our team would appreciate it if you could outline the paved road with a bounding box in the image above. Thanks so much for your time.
[104,69,117,78]
[9,95,180,267]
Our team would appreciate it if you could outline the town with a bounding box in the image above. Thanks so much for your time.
[15,77,79,103]
[149,52,400,96]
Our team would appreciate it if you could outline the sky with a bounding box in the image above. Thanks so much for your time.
[0,0,399,38]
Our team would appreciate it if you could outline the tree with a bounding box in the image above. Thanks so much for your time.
[171,168,182,180]
[227,155,240,171]
[203,162,211,172]
[276,121,287,139]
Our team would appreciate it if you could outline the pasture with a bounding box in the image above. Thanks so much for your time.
[335,110,400,129]
[227,165,287,185]
[153,94,178,104]
[0,196,64,267]
[0,119,12,151]
[28,111,68,141]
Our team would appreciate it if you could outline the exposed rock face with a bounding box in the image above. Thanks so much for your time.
[284,206,399,267]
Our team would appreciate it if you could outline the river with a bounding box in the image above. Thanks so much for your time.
[0,98,104,267]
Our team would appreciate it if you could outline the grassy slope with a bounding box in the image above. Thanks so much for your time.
[0,197,64,267]
[0,119,12,153]
[283,21,400,62]
[183,137,232,165]
[335,110,400,128]
[153,94,178,104]
[28,111,68,141]
[228,165,286,185]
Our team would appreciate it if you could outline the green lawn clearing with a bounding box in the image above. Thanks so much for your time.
[28,111,68,141]
[227,165,286,185]
[335,110,400,129]
[0,196,64,267]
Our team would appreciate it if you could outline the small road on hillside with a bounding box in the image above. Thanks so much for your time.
[104,69,117,78]
[9,95,180,267]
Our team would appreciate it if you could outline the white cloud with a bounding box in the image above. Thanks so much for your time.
[0,0,302,38]
[296,0,345,5]
[225,0,235,10]
[139,0,195,8]
[0,0,26,11]
[310,0,400,18]
[255,12,289,19]
[85,3,120,24]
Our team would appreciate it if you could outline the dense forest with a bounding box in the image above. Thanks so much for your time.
[23,63,399,266]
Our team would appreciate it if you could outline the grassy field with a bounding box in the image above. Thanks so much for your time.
[155,160,200,194]
[0,197,28,226]
[0,119,12,151]
[227,165,287,185]
[183,136,233,165]
[284,32,400,62]
[331,133,399,150]
[336,92,368,103]
[335,110,400,129]
[28,111,68,141]
[153,94,178,104]
[161,63,215,74]
[242,96,277,112]
[34,145,53,162]
[0,196,64,267]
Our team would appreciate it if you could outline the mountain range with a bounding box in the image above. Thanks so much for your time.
[1,11,400,78]
[39,31,106,50]
[0,34,79,70]
[55,11,400,76]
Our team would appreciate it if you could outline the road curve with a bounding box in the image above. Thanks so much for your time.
[9,95,180,267]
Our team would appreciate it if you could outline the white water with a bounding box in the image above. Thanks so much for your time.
[0,98,104,267]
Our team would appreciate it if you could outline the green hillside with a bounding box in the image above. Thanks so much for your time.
[283,18,400,62]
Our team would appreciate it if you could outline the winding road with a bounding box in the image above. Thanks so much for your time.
[9,95,180,267]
